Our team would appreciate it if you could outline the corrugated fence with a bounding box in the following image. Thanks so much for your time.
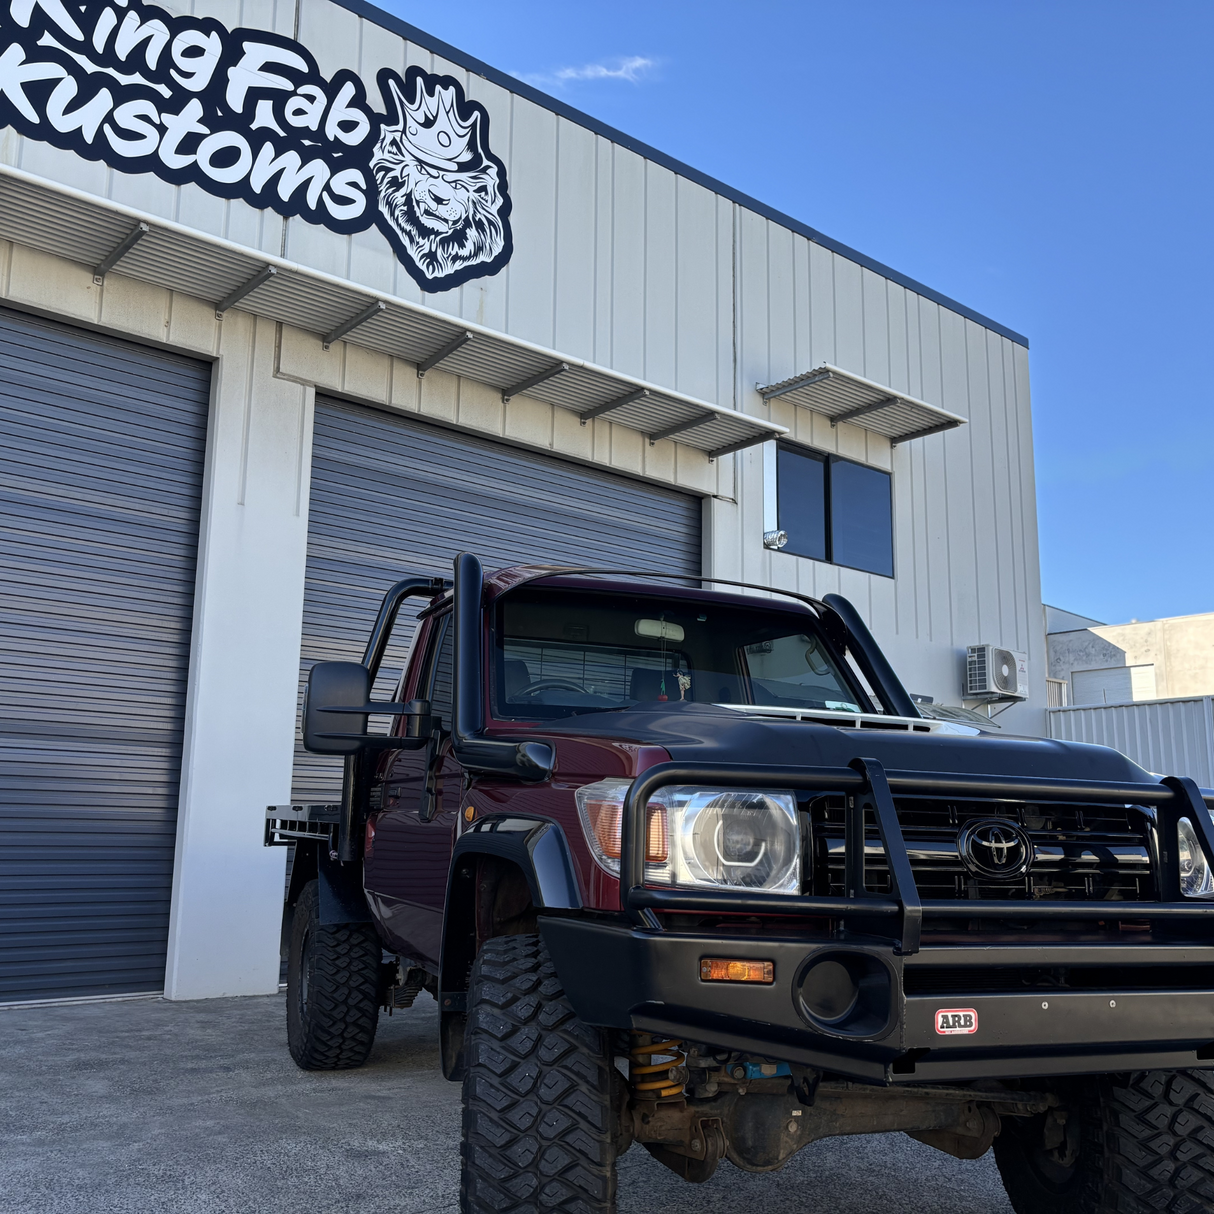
[1048,697,1214,787]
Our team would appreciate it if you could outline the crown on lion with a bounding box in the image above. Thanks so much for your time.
[385,75,477,171]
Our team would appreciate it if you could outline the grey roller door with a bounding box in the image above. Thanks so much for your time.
[294,397,701,798]
[0,307,209,1003]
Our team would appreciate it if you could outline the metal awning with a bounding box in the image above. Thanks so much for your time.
[756,364,965,445]
[0,166,785,461]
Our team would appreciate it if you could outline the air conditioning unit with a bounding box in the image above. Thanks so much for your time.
[965,645,1028,700]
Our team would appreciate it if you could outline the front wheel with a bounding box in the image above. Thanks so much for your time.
[460,934,618,1213]
[994,1070,1214,1214]
[285,878,382,1070]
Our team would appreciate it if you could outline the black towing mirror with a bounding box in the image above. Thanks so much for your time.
[301,660,432,754]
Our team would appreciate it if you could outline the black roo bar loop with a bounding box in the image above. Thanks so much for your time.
[851,757,922,956]
[323,300,386,349]
[93,222,149,284]
[416,330,474,377]
[215,265,276,320]
[502,362,569,403]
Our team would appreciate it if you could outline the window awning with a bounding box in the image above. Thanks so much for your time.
[0,166,785,461]
[756,364,966,445]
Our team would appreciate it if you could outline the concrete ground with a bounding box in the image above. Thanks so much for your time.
[0,993,1013,1214]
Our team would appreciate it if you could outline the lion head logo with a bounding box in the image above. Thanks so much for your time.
[371,68,512,294]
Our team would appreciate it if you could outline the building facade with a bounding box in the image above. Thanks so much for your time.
[0,0,1043,1004]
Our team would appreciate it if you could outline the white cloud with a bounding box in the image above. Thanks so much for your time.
[514,55,657,90]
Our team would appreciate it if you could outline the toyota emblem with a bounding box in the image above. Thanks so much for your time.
[957,818,1033,880]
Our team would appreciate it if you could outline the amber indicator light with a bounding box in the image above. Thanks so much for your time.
[700,958,774,984]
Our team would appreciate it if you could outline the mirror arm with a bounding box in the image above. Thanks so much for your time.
[314,732,428,750]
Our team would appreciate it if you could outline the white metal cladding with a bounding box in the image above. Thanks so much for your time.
[292,397,703,800]
[0,167,783,460]
[757,365,967,445]
[0,306,210,1003]
[1048,698,1214,788]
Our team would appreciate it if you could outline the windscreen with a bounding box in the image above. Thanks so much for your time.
[493,587,864,719]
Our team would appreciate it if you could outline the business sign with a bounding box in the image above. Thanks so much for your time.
[0,0,513,292]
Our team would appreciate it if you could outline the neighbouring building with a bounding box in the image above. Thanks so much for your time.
[0,0,1043,1005]
[1046,605,1214,787]
[1047,605,1214,706]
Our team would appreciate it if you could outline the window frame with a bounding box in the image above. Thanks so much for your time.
[420,613,454,730]
[773,440,894,580]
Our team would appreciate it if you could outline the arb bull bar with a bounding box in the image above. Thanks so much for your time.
[540,757,1214,1084]
[620,758,1214,949]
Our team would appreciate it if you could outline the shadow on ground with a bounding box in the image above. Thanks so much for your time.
[0,994,1012,1213]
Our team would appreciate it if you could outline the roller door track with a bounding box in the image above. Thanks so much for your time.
[294,397,702,798]
[0,307,210,1003]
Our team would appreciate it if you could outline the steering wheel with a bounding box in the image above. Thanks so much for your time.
[514,677,591,699]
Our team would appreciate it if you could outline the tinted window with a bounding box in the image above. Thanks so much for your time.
[744,633,863,710]
[428,618,454,730]
[777,445,826,561]
[830,458,893,577]
[493,588,862,719]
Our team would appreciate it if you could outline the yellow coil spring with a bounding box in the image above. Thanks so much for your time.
[629,1034,686,1099]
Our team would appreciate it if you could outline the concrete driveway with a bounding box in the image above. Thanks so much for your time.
[0,993,1013,1214]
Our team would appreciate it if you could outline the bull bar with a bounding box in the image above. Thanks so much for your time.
[619,758,1214,955]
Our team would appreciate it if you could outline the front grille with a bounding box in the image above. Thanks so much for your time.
[811,796,1155,904]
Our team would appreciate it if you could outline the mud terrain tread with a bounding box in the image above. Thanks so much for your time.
[1103,1070,1214,1213]
[996,1070,1214,1214]
[460,934,616,1214]
[286,879,381,1071]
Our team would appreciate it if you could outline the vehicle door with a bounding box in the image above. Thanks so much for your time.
[364,613,460,967]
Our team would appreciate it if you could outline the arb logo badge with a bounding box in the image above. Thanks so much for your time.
[935,1008,978,1035]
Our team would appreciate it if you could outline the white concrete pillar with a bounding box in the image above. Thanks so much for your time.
[165,314,314,1000]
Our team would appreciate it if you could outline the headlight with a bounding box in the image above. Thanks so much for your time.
[575,779,801,893]
[1177,817,1214,899]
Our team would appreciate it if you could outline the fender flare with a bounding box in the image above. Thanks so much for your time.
[451,816,584,912]
[438,816,583,1078]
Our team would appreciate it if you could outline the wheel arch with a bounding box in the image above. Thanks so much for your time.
[439,817,584,1079]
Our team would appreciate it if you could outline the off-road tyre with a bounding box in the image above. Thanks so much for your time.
[285,879,381,1070]
[461,934,617,1213]
[994,1070,1214,1214]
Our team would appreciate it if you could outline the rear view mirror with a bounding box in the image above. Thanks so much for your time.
[635,618,685,642]
[303,662,370,754]
[302,662,433,754]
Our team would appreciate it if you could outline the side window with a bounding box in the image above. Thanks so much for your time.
[829,457,893,578]
[777,444,827,561]
[427,617,455,730]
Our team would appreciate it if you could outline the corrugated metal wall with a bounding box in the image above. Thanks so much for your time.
[293,397,703,800]
[0,307,209,1003]
[1048,698,1214,788]
[7,0,1042,721]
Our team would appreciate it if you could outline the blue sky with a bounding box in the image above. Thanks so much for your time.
[381,0,1213,626]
